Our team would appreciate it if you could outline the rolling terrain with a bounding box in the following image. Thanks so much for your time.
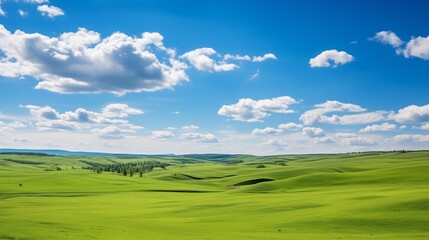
[0,151,428,239]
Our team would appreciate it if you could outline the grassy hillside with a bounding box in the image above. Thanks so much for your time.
[0,151,428,239]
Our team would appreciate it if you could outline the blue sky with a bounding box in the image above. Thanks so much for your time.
[0,0,428,154]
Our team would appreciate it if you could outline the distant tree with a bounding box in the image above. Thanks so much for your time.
[122,168,127,176]
[256,164,265,168]
[139,170,143,177]
[129,168,134,177]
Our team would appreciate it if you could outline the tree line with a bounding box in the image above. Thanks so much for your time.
[83,160,169,177]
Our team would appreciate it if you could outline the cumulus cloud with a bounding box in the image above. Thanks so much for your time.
[24,0,50,3]
[181,132,218,143]
[24,105,60,120]
[224,54,251,61]
[333,133,376,146]
[340,136,376,146]
[18,9,28,17]
[371,31,403,48]
[300,100,366,125]
[0,25,277,95]
[403,36,429,60]
[0,25,188,95]
[262,139,288,148]
[252,53,277,62]
[359,122,396,133]
[37,5,64,18]
[101,104,143,118]
[180,48,238,72]
[392,104,429,123]
[152,130,174,139]
[314,137,335,144]
[182,125,199,131]
[319,111,388,125]
[251,127,282,135]
[302,127,325,138]
[92,126,136,139]
[421,123,429,130]
[22,104,143,136]
[309,49,354,68]
[278,122,303,130]
[393,134,429,143]
[223,53,277,62]
[218,96,298,122]
[372,31,429,60]
[0,120,26,132]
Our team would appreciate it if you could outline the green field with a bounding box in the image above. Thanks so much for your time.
[0,151,428,239]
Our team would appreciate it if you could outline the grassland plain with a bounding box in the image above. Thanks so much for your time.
[0,151,428,239]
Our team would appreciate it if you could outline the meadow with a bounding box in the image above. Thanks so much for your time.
[0,151,428,239]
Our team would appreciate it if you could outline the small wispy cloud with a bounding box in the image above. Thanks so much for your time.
[250,69,260,80]
[37,5,64,18]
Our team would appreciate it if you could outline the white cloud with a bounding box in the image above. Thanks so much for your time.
[302,127,325,138]
[340,136,376,146]
[319,111,388,125]
[22,104,143,136]
[0,120,26,132]
[300,100,366,125]
[224,54,251,61]
[180,48,237,72]
[24,105,60,120]
[403,36,429,60]
[393,134,429,143]
[252,53,277,62]
[359,122,396,133]
[223,53,277,62]
[37,5,64,18]
[421,123,429,130]
[152,130,174,139]
[0,25,276,95]
[314,137,335,144]
[372,31,429,60]
[334,133,358,138]
[309,49,354,68]
[18,9,28,17]
[250,69,260,80]
[218,96,298,122]
[0,25,188,95]
[182,125,199,131]
[92,126,136,139]
[262,139,288,148]
[278,122,303,130]
[35,119,79,131]
[12,137,31,143]
[0,2,5,16]
[333,133,376,146]
[251,127,282,135]
[101,104,143,118]
[23,0,50,3]
[371,31,403,48]
[392,104,429,123]
[181,132,218,143]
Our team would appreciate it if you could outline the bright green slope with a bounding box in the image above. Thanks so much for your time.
[0,152,428,239]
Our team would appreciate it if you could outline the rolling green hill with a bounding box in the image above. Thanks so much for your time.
[0,151,428,239]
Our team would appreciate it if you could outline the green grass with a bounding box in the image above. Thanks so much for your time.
[0,151,428,239]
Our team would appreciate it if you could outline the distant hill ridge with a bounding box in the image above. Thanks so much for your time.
[0,148,175,157]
